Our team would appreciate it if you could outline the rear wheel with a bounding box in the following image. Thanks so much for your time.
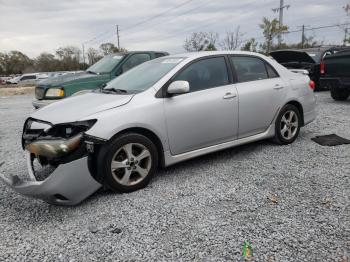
[273,104,301,145]
[330,88,350,101]
[97,133,158,193]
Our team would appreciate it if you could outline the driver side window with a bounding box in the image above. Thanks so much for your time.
[173,56,229,93]
[121,54,151,73]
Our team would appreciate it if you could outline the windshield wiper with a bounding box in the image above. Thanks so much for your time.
[86,70,97,75]
[103,88,128,94]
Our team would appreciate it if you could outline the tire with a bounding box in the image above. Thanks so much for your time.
[97,133,158,193]
[273,104,301,145]
[330,88,350,101]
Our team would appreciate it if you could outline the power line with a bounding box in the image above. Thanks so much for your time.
[121,0,213,40]
[83,0,195,46]
[122,1,266,43]
[122,0,195,31]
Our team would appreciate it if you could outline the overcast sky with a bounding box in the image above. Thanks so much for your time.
[0,0,348,57]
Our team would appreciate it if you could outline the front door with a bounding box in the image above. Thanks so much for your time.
[164,56,239,155]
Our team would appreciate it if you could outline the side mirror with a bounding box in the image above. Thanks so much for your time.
[167,81,190,95]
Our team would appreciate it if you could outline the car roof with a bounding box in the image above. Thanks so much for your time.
[166,51,266,59]
[110,51,169,55]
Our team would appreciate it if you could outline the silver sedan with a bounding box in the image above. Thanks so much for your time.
[0,51,316,205]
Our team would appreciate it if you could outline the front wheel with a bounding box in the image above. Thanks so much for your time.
[273,104,301,145]
[97,133,158,193]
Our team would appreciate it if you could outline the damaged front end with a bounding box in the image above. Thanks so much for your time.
[0,118,104,205]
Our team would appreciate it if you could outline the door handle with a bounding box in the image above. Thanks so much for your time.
[223,92,237,99]
[273,84,284,90]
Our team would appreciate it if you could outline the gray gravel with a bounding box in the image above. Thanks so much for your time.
[0,92,349,261]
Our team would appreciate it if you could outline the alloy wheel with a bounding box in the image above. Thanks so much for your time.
[111,143,152,186]
[280,110,299,140]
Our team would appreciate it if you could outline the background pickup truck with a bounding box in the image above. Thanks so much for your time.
[270,46,350,91]
[33,51,168,108]
[320,50,350,101]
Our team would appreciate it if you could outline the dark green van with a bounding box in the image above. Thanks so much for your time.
[33,51,168,108]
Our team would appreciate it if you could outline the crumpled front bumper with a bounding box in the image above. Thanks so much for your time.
[0,153,102,205]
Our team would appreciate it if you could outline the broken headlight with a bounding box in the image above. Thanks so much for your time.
[45,119,97,139]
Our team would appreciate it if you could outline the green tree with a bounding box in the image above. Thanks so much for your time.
[241,38,258,52]
[34,52,60,72]
[259,17,288,53]
[0,51,33,74]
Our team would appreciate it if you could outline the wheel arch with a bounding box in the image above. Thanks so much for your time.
[284,100,304,126]
[109,127,166,168]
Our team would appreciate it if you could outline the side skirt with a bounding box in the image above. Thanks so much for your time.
[163,123,275,167]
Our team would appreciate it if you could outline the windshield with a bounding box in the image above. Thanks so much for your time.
[103,57,185,93]
[306,52,322,63]
[87,54,125,74]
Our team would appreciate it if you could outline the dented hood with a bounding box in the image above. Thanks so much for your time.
[32,92,134,124]
[270,50,316,64]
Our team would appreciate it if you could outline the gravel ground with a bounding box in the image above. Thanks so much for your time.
[0,92,349,261]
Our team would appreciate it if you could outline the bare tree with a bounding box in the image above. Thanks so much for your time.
[183,32,219,52]
[220,26,244,50]
[56,46,81,70]
[87,48,102,65]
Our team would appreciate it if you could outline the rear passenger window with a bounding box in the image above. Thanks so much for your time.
[231,56,268,82]
[265,63,279,78]
[174,57,229,92]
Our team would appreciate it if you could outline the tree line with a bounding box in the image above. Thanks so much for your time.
[183,17,321,53]
[0,17,330,76]
[0,43,125,75]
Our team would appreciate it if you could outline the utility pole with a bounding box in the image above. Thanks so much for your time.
[343,4,350,45]
[301,25,305,49]
[116,25,120,50]
[272,0,290,46]
[82,43,86,65]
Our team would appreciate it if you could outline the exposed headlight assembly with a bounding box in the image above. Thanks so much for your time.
[45,88,65,98]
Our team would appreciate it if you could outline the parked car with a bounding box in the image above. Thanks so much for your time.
[32,51,169,108]
[0,51,316,205]
[0,76,12,84]
[6,75,22,84]
[270,46,350,91]
[5,73,45,85]
[320,50,350,101]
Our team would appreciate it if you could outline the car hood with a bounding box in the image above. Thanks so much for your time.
[31,92,134,124]
[270,50,316,64]
[37,71,105,87]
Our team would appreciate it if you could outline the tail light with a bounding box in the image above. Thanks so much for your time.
[309,80,315,90]
[320,61,325,74]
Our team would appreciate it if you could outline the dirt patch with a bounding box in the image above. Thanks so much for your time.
[0,86,34,96]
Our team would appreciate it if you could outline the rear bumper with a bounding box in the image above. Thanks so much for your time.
[32,99,59,109]
[320,77,350,90]
[0,154,101,205]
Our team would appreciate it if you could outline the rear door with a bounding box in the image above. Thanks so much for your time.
[230,55,287,138]
[164,56,238,155]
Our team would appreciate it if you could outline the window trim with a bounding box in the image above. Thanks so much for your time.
[156,55,233,98]
[229,54,280,83]
[264,62,279,79]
